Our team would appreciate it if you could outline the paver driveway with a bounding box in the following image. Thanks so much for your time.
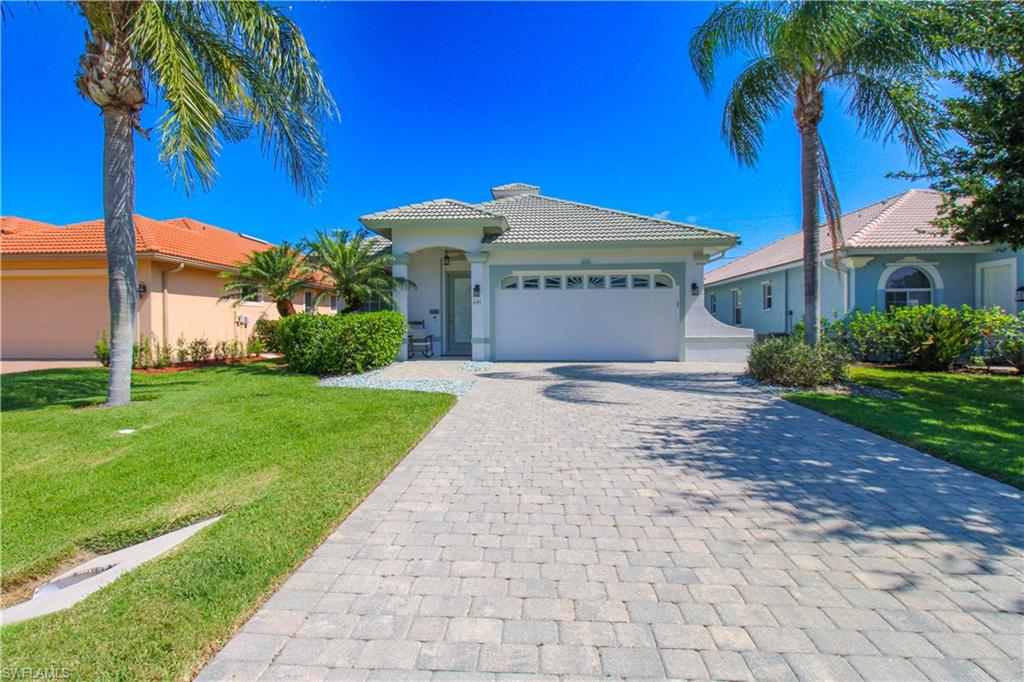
[200,362,1023,681]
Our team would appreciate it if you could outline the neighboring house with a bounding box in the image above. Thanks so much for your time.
[361,183,753,362]
[704,189,1023,336]
[0,215,332,359]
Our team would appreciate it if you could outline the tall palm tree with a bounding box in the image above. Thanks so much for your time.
[220,244,315,317]
[690,1,942,344]
[303,229,413,313]
[73,1,335,405]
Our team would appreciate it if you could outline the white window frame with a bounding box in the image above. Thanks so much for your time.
[731,288,742,325]
[304,291,315,313]
[503,270,674,292]
[500,275,519,290]
[881,266,933,310]
[709,291,717,314]
[762,282,773,311]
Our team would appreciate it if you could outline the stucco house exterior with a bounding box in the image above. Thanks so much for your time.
[361,183,753,362]
[0,215,332,359]
[703,189,1023,336]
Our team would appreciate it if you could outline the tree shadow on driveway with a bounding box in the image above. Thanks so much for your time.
[625,397,1024,586]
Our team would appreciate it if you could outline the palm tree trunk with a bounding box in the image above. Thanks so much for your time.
[277,299,296,316]
[103,107,136,406]
[800,125,821,346]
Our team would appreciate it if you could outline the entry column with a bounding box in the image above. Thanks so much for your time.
[467,252,490,361]
[392,253,411,361]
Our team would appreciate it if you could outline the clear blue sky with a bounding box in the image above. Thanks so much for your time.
[1,1,933,262]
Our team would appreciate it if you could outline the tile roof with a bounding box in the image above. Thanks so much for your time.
[704,189,952,285]
[0,214,272,269]
[477,193,736,245]
[361,199,503,222]
[491,183,540,192]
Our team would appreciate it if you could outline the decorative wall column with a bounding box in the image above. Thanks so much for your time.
[392,253,411,361]
[839,256,873,312]
[467,251,490,361]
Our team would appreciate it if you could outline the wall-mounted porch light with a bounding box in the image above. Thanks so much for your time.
[443,252,451,266]
[1016,286,1024,304]
[691,282,700,297]
[137,282,148,297]
[473,284,481,298]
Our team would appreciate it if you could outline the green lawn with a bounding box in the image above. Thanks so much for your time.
[787,366,1024,489]
[0,362,454,680]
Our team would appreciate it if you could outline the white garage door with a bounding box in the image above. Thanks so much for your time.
[494,273,680,361]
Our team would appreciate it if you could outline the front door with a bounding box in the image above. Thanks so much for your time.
[446,273,472,355]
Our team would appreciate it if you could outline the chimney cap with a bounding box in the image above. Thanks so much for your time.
[491,183,540,200]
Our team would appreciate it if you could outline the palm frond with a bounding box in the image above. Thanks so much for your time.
[129,1,337,200]
[841,72,942,167]
[816,131,843,273]
[721,56,794,167]
[688,1,784,94]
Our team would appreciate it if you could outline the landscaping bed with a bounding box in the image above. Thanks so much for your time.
[786,365,1024,489]
[0,361,454,679]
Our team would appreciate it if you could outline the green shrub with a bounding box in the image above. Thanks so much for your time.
[246,338,265,357]
[94,330,111,367]
[830,308,901,362]
[226,339,245,361]
[747,336,850,387]
[978,308,1024,373]
[188,337,212,364]
[888,305,976,371]
[253,318,280,352]
[213,340,228,362]
[276,311,406,375]
[155,340,172,368]
[174,335,188,364]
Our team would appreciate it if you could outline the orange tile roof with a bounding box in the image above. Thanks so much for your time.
[0,214,273,270]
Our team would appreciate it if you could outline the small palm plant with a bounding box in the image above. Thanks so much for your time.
[690,1,943,344]
[71,1,335,405]
[303,229,413,313]
[220,244,316,317]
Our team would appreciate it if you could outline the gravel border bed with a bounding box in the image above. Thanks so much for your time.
[319,371,473,397]
[737,375,902,399]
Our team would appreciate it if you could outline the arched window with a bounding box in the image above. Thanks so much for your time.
[884,267,932,309]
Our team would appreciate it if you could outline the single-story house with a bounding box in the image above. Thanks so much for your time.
[0,215,332,359]
[361,183,753,363]
[703,189,1023,336]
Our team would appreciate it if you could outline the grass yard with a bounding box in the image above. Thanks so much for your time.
[787,365,1023,489]
[0,361,454,679]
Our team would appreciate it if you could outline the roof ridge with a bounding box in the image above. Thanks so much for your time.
[497,193,739,238]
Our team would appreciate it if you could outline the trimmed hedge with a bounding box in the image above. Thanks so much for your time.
[276,310,406,375]
[747,336,850,387]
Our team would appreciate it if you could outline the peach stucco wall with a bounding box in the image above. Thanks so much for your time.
[1,256,333,359]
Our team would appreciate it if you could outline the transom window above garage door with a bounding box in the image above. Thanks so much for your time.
[501,272,675,291]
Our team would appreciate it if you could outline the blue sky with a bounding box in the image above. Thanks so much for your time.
[1,1,933,262]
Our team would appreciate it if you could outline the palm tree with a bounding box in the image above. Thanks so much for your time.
[220,244,316,317]
[303,229,413,313]
[73,1,335,405]
[690,1,942,344]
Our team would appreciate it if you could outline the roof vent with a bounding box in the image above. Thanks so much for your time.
[491,183,540,200]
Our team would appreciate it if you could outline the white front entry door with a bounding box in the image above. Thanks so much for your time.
[494,278,679,361]
[979,262,1014,312]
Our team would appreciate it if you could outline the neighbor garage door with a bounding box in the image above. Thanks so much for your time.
[494,272,679,361]
[1,276,108,359]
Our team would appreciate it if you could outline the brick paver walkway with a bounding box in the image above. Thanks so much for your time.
[199,362,1023,681]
